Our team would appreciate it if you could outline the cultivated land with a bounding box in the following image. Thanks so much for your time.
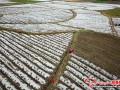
[72,31,120,78]
[99,8,120,17]
[0,0,120,90]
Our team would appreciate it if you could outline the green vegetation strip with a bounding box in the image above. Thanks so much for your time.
[99,8,120,17]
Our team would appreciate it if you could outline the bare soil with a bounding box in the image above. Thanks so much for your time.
[72,31,120,78]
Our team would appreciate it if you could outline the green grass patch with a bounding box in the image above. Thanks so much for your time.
[99,8,120,17]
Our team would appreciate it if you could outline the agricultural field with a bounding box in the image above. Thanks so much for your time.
[57,53,118,90]
[0,2,120,34]
[0,0,120,90]
[72,31,120,78]
[0,30,73,90]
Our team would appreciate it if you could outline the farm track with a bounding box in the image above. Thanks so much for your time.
[100,12,118,36]
[51,9,77,24]
[0,26,76,35]
[46,32,75,90]
[109,17,118,36]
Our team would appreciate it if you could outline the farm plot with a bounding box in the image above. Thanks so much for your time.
[0,5,72,24]
[0,4,79,33]
[0,2,120,34]
[59,9,111,33]
[84,3,118,10]
[42,1,120,10]
[56,53,119,90]
[112,18,120,36]
[0,30,73,90]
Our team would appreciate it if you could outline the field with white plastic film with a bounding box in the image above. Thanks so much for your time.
[0,2,120,35]
[0,1,120,90]
[0,30,73,90]
[57,53,119,90]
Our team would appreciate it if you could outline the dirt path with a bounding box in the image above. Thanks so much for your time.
[45,32,76,90]
[0,26,76,35]
[45,53,70,90]
[100,12,118,36]
[109,17,118,36]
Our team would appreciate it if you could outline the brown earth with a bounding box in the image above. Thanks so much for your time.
[71,31,120,78]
